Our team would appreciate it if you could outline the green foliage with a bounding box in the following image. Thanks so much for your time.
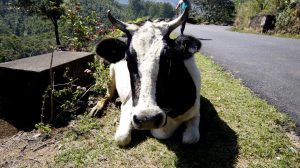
[190,0,235,24]
[275,1,300,34]
[234,0,261,29]
[35,122,52,134]
[52,67,85,112]
[16,0,65,45]
[89,58,110,96]
[40,56,110,124]
[234,0,300,34]
[0,0,55,62]
[74,114,100,132]
[61,1,103,51]
[53,86,83,112]
[0,33,54,62]
[128,0,175,19]
[0,0,178,63]
[16,0,65,19]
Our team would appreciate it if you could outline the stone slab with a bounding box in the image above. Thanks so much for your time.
[0,51,95,130]
[0,51,93,72]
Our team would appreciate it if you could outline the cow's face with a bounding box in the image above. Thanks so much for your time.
[96,10,201,130]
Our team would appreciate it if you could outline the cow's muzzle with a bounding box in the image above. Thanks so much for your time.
[132,112,166,130]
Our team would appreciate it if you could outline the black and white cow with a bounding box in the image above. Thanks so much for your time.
[90,9,201,146]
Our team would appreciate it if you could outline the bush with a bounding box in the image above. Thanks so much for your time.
[275,1,300,34]
[89,57,110,96]
[190,0,235,25]
[234,0,300,34]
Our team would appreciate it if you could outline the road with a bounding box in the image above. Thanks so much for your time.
[180,24,300,133]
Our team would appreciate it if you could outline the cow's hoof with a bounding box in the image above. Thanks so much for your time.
[182,127,200,144]
[115,132,131,147]
[89,98,107,117]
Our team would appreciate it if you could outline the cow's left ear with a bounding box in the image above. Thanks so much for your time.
[175,35,201,59]
[96,38,127,63]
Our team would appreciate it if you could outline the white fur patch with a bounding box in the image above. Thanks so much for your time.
[131,21,165,117]
[115,98,133,146]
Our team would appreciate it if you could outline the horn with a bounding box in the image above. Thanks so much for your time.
[107,10,131,36]
[167,9,189,35]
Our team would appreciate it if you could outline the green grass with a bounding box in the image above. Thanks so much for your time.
[231,28,300,39]
[52,53,299,168]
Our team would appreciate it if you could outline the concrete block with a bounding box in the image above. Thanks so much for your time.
[0,51,94,129]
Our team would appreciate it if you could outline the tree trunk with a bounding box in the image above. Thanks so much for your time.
[53,18,61,46]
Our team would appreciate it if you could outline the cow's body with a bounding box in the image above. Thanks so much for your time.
[90,10,202,146]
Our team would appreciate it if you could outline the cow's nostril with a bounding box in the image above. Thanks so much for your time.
[133,115,142,125]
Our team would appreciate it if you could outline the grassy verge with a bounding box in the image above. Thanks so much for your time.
[52,53,299,168]
[231,28,300,39]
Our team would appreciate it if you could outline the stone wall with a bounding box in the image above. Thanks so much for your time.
[249,15,276,33]
[0,51,94,130]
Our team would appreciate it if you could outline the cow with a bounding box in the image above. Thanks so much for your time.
[90,9,201,146]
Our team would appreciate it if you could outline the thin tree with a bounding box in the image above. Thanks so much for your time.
[16,0,65,45]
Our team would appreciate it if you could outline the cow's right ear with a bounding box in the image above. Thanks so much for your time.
[96,38,127,63]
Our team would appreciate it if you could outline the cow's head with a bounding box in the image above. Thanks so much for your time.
[96,10,201,130]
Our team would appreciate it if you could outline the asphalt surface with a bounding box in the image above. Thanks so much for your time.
[179,24,300,133]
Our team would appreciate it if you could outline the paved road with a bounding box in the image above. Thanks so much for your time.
[180,24,300,133]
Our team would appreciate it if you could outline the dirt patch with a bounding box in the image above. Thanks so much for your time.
[0,119,18,139]
[287,131,300,149]
[0,129,64,167]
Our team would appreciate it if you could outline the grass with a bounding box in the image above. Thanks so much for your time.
[52,53,299,168]
[231,28,300,39]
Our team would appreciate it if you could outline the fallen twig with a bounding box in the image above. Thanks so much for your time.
[33,142,55,152]
[28,158,41,164]
[20,144,28,153]
[79,83,95,100]
[53,78,78,87]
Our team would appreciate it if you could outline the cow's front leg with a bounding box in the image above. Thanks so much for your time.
[89,66,116,117]
[182,115,200,144]
[151,117,180,140]
[115,103,132,146]
[89,96,111,117]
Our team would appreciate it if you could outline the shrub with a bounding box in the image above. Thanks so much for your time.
[190,0,235,24]
[234,0,300,34]
[275,1,300,34]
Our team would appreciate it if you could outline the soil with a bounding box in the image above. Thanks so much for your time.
[0,127,64,167]
[0,97,98,167]
[0,119,18,139]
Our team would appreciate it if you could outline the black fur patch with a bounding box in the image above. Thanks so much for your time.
[156,43,196,118]
[125,36,200,110]
[96,38,127,63]
[126,47,141,106]
[174,35,201,59]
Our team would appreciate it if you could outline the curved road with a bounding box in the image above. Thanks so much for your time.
[180,24,300,133]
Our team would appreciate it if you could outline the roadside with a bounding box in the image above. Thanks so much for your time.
[182,24,300,135]
[231,28,300,39]
[1,53,299,167]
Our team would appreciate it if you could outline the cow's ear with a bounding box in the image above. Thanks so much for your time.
[175,35,201,59]
[96,38,127,63]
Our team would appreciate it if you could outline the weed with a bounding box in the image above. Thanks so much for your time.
[35,122,52,135]
[89,57,110,96]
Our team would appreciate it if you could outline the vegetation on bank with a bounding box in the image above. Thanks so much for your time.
[190,0,235,25]
[234,0,300,34]
[2,0,299,63]
[0,1,299,167]
[0,0,174,63]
